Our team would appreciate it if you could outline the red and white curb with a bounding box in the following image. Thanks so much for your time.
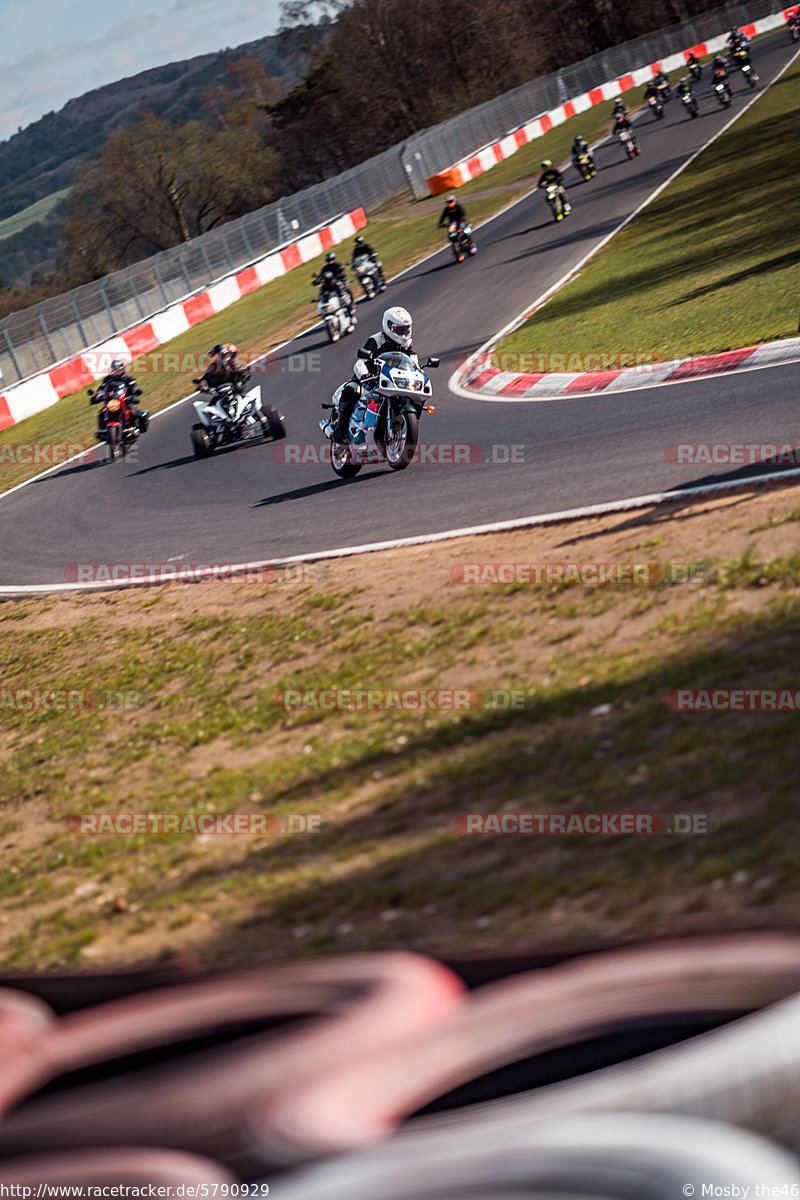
[2,470,800,597]
[0,208,367,432]
[426,9,794,195]
[458,336,800,400]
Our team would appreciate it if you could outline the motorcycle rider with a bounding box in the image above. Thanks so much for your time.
[537,160,571,213]
[727,27,749,51]
[351,234,386,292]
[312,251,356,321]
[571,134,594,174]
[686,51,702,76]
[710,55,731,95]
[613,111,640,154]
[438,194,467,232]
[195,344,251,415]
[644,78,663,109]
[91,358,142,433]
[333,306,415,447]
[654,69,671,99]
[676,75,697,110]
[611,96,629,119]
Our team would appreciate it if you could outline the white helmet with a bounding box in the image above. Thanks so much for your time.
[382,306,413,351]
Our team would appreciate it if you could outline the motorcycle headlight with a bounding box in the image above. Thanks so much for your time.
[106,399,121,412]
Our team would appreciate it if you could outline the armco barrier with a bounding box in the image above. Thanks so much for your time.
[426,9,793,194]
[0,0,788,394]
[0,209,365,432]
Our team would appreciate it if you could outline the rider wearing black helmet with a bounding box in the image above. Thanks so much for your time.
[194,344,251,416]
[312,251,356,319]
[91,357,143,432]
[351,234,386,292]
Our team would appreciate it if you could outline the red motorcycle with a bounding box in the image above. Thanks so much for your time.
[89,380,148,462]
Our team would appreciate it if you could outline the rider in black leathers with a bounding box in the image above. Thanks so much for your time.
[312,252,356,319]
[193,344,251,416]
[91,358,142,432]
[438,195,467,231]
[351,234,386,291]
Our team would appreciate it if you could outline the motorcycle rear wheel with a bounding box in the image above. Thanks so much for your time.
[386,411,419,470]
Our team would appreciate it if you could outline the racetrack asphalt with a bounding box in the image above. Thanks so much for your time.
[0,30,797,588]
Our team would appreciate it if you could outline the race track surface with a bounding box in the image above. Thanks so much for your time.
[1,32,797,587]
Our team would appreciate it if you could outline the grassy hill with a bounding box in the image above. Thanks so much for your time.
[0,31,312,283]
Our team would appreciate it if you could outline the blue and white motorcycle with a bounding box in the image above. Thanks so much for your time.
[320,349,439,478]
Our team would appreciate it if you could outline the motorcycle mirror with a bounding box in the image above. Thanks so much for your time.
[88,389,94,397]
[356,348,372,360]
[425,357,440,368]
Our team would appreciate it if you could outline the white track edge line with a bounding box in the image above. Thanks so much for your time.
[3,467,800,597]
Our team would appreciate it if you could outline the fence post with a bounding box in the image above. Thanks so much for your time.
[0,324,23,384]
[69,294,89,346]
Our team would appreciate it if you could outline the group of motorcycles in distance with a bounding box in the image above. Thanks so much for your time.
[84,26,782,480]
[535,29,763,222]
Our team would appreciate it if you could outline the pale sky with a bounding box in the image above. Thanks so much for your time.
[0,0,285,142]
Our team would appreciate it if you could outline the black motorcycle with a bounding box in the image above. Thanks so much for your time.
[711,75,732,107]
[647,93,665,119]
[573,149,597,181]
[447,221,476,262]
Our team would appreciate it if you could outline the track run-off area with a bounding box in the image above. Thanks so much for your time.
[1,30,798,590]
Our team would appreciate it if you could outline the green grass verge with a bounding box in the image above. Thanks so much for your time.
[495,54,800,368]
[0,190,70,243]
[2,513,800,967]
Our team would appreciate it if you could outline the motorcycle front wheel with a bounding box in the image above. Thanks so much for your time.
[107,423,123,462]
[331,441,362,479]
[385,411,419,470]
[326,319,340,343]
[263,406,287,441]
[191,424,213,459]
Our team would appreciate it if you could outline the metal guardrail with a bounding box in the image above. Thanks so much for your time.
[0,0,783,387]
